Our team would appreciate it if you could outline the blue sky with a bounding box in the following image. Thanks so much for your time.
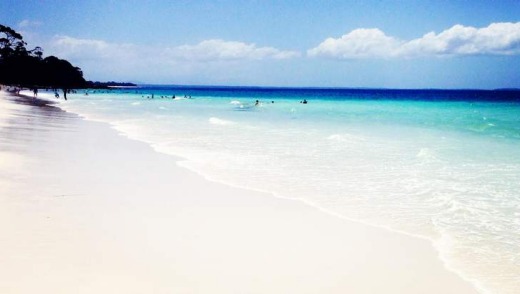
[1,0,520,88]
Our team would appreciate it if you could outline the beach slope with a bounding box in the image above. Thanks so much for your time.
[0,91,478,293]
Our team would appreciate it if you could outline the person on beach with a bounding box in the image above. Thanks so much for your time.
[255,100,259,106]
[33,88,38,97]
[55,92,59,98]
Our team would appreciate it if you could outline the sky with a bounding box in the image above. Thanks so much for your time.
[1,0,520,89]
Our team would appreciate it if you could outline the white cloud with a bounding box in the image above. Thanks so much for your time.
[44,36,300,83]
[49,35,139,61]
[308,22,520,59]
[308,28,401,58]
[166,39,300,61]
[401,22,520,56]
[48,36,299,62]
[18,19,42,28]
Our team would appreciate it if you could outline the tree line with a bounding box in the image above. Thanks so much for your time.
[0,24,88,99]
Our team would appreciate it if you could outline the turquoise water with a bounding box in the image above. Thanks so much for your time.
[50,87,520,293]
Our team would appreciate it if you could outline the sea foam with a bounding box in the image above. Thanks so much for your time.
[52,87,520,294]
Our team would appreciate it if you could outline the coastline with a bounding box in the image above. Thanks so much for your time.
[0,90,479,293]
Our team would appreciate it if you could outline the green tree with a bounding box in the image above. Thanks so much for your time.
[0,24,86,98]
[0,24,27,58]
[41,56,85,100]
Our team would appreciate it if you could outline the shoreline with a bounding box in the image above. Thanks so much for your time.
[1,90,479,293]
[32,89,485,292]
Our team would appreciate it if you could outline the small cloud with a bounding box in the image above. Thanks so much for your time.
[18,19,42,28]
[49,35,139,60]
[308,22,520,59]
[167,39,301,61]
[308,28,401,58]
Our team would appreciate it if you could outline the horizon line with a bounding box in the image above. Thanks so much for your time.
[130,83,520,92]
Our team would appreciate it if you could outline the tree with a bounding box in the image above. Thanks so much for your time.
[41,56,85,99]
[0,24,27,58]
[0,24,86,97]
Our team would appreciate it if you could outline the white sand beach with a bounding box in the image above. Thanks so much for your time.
[0,90,479,293]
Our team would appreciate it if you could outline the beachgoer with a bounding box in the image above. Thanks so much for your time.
[255,100,259,106]
[33,88,38,97]
[55,92,59,98]
[302,99,308,104]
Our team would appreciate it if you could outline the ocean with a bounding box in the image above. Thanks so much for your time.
[50,86,520,293]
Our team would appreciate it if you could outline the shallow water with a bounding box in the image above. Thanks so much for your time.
[52,86,520,293]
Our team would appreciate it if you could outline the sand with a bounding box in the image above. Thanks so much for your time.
[0,90,479,293]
